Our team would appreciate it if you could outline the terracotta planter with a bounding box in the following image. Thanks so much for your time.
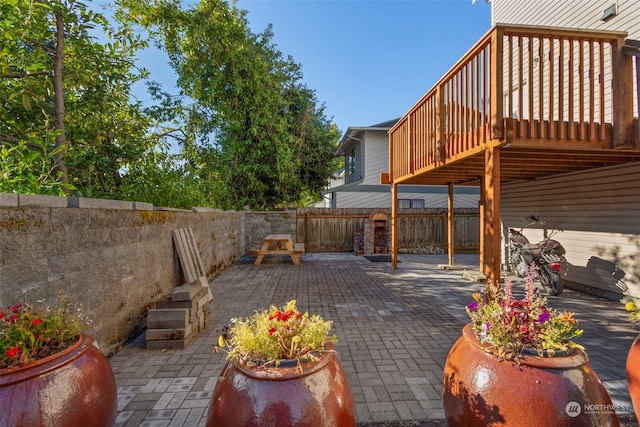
[207,345,356,427]
[626,334,640,419]
[443,324,619,427]
[0,333,117,427]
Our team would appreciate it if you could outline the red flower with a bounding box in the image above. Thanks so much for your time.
[268,327,277,335]
[7,314,18,323]
[6,347,20,358]
[0,311,5,321]
[31,318,42,326]
[10,304,22,314]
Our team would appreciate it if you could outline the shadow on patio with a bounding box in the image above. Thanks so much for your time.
[110,253,639,427]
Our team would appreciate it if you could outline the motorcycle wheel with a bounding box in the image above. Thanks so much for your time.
[538,265,563,296]
[509,251,526,278]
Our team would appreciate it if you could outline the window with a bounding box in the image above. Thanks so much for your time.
[398,199,425,208]
[347,148,356,175]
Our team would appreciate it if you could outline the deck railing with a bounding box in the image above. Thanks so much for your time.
[388,24,632,183]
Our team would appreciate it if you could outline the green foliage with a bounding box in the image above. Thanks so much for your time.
[122,0,340,210]
[2,0,340,210]
[0,139,74,195]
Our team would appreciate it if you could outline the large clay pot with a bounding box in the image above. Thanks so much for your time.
[443,324,619,427]
[626,334,640,419]
[0,333,117,427]
[207,345,356,427]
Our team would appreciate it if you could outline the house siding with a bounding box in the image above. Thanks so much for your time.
[501,162,640,300]
[363,130,389,185]
[493,0,640,39]
[335,191,480,209]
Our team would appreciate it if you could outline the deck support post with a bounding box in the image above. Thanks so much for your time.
[447,183,455,266]
[613,35,635,148]
[483,146,501,285]
[391,183,398,269]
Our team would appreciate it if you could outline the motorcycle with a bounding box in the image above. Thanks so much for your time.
[507,214,566,296]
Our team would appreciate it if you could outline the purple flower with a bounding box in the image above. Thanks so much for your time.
[485,321,491,330]
[467,301,479,312]
[538,312,551,323]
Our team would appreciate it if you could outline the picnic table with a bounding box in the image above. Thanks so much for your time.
[249,234,305,265]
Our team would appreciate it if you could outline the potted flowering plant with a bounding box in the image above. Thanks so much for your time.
[624,301,640,420]
[0,292,117,427]
[0,293,88,368]
[207,300,355,427]
[215,299,338,369]
[442,266,619,427]
[465,269,583,360]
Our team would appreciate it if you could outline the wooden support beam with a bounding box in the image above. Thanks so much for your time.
[391,183,398,269]
[612,35,635,148]
[447,183,455,266]
[483,146,501,285]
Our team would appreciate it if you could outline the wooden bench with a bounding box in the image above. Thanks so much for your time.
[294,243,305,254]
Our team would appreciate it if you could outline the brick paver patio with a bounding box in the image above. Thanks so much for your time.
[110,253,640,426]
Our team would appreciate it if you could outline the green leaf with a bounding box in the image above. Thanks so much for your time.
[21,93,31,110]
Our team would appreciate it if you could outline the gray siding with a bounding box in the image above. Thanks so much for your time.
[501,162,640,300]
[335,190,480,209]
[493,0,640,39]
[363,130,389,185]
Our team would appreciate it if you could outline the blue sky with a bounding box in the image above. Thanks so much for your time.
[129,0,493,136]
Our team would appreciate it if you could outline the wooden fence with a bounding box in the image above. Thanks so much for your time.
[296,208,480,253]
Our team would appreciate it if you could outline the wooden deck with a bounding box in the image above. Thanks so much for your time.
[387,25,639,188]
[385,24,640,281]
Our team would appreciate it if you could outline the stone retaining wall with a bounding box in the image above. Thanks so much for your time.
[0,194,245,355]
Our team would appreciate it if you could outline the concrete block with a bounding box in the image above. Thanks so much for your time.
[0,193,19,207]
[67,197,133,210]
[172,283,203,302]
[18,194,67,208]
[197,292,211,311]
[133,201,153,211]
[145,326,192,341]
[147,308,189,329]
[146,333,195,350]
[198,312,207,331]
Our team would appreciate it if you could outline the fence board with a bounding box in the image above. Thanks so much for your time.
[296,208,480,253]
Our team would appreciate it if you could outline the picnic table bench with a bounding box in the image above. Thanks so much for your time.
[249,234,305,265]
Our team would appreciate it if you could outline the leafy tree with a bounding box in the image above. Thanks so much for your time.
[2,0,340,209]
[119,0,340,210]
[0,0,186,203]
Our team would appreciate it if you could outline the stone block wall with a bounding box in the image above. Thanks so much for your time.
[0,194,244,355]
[243,210,298,249]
